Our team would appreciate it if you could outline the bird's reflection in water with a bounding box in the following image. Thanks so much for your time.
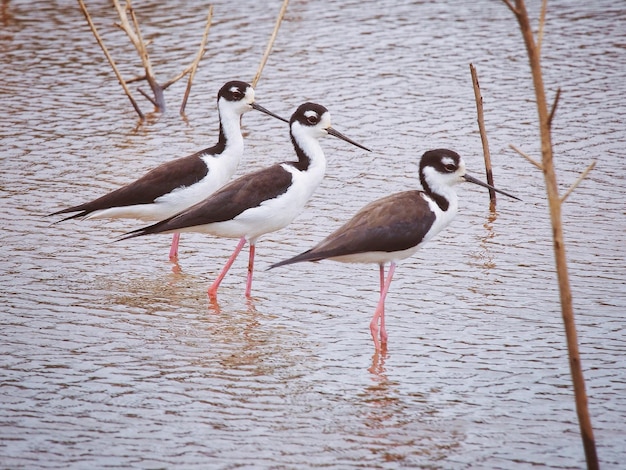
[473,210,499,271]
[170,258,183,275]
[208,296,221,314]
[368,349,388,377]
[364,349,402,431]
[207,295,259,317]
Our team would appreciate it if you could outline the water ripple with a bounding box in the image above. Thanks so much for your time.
[1,0,625,468]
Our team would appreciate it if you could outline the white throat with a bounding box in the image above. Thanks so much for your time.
[217,99,245,155]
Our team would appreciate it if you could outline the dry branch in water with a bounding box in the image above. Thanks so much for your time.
[77,0,144,119]
[469,63,497,208]
[112,0,164,111]
[503,0,599,468]
[79,0,213,118]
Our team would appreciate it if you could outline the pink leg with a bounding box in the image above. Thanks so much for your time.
[244,243,256,298]
[369,262,396,351]
[208,237,246,299]
[169,233,181,261]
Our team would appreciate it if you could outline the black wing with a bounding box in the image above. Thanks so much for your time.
[49,150,211,220]
[271,191,434,267]
[120,164,294,239]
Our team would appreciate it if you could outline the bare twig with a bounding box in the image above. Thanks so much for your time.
[252,0,290,88]
[112,0,164,110]
[504,1,598,468]
[537,0,548,54]
[180,6,214,115]
[79,0,218,118]
[138,88,158,107]
[509,144,543,170]
[469,63,496,208]
[77,0,144,120]
[548,87,561,128]
[560,160,596,203]
[126,74,147,84]
[502,0,518,14]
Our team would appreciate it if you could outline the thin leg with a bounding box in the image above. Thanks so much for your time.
[208,237,246,299]
[244,243,256,298]
[369,262,396,351]
[169,232,181,261]
[378,264,388,344]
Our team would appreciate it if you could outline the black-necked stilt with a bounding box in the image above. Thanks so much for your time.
[119,102,371,299]
[49,80,286,261]
[270,148,520,351]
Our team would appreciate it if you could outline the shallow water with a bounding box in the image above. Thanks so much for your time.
[1,0,625,468]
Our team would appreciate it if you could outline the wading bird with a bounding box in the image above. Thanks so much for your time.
[49,80,286,261]
[270,148,520,351]
[119,102,370,299]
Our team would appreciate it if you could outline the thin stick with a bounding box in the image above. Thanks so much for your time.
[502,0,518,14]
[509,143,543,170]
[180,6,214,115]
[537,0,548,54]
[77,0,144,119]
[138,87,158,107]
[252,0,289,88]
[548,87,561,129]
[126,74,147,84]
[113,0,164,110]
[505,1,598,467]
[470,63,496,207]
[560,160,596,203]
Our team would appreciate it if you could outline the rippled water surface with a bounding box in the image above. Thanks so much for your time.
[2,0,625,468]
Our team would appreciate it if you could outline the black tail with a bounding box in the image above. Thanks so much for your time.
[47,209,89,224]
[116,227,151,242]
[268,249,323,270]
[116,216,176,242]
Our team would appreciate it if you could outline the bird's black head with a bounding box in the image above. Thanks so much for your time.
[218,80,252,102]
[419,149,462,177]
[290,102,329,127]
[288,102,371,152]
[419,148,521,202]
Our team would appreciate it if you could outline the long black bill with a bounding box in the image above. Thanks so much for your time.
[463,174,521,201]
[251,102,289,123]
[327,126,371,152]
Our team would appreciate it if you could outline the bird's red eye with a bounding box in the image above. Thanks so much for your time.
[307,115,319,124]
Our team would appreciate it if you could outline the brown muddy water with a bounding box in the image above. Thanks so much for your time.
[1,0,625,468]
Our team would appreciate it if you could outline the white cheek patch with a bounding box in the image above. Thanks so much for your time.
[304,110,319,120]
[441,156,456,167]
